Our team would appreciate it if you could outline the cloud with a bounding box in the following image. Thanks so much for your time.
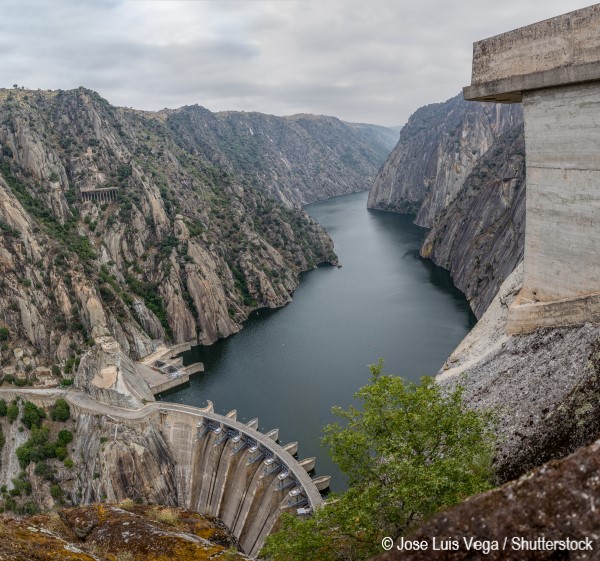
[1,0,593,125]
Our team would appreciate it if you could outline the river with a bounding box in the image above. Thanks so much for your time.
[160,191,476,492]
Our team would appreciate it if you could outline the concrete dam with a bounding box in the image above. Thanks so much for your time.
[66,389,327,558]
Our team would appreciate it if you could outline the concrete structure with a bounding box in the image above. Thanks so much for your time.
[80,187,118,203]
[464,4,600,333]
[66,390,325,558]
[137,341,204,395]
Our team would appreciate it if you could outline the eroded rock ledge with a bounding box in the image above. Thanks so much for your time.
[0,504,251,561]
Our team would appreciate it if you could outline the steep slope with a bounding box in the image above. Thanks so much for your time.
[421,125,525,318]
[368,94,522,227]
[368,94,524,317]
[164,107,396,206]
[0,87,340,374]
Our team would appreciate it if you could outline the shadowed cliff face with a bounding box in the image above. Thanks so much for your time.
[368,94,524,318]
[0,87,385,370]
[368,94,522,227]
[421,126,525,318]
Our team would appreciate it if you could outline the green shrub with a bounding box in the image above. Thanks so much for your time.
[51,398,70,422]
[57,429,73,446]
[22,401,46,430]
[17,501,38,516]
[16,426,50,468]
[262,362,496,561]
[63,458,74,468]
[50,484,64,500]
[34,461,54,480]
[0,327,9,341]
[0,399,7,416]
[7,401,19,423]
[55,446,68,461]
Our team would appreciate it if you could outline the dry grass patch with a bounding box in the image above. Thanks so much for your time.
[148,507,179,526]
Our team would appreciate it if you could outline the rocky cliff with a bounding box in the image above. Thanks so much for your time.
[0,87,392,376]
[421,125,525,318]
[368,94,522,227]
[163,107,397,206]
[367,94,524,317]
[438,264,600,484]
[372,437,600,561]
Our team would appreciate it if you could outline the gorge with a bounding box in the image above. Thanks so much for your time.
[4,4,600,558]
[165,191,475,493]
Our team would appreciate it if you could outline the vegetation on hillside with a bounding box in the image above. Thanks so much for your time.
[0,398,74,516]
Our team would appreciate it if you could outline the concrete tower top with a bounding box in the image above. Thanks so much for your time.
[464,3,600,103]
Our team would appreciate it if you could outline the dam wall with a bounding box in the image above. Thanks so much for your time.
[66,390,324,558]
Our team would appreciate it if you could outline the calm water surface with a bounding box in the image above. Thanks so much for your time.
[160,191,476,491]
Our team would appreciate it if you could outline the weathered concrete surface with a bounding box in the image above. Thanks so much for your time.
[464,4,600,102]
[506,82,600,332]
[464,6,600,333]
[519,83,600,300]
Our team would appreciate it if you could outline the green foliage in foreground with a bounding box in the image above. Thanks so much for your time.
[261,361,496,561]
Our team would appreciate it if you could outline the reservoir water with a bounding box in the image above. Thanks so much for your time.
[160,191,476,491]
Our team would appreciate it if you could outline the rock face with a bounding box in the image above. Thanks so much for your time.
[438,264,600,484]
[75,337,155,408]
[167,108,398,206]
[368,94,524,317]
[0,87,392,369]
[0,504,250,561]
[420,125,525,318]
[74,411,177,505]
[368,94,522,227]
[371,438,600,561]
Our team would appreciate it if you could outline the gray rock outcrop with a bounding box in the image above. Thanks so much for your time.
[0,87,372,368]
[438,264,600,483]
[368,93,524,317]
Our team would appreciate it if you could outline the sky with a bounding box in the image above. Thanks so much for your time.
[0,0,594,126]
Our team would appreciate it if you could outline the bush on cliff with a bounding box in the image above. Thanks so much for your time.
[261,361,496,561]
[50,398,70,422]
[21,401,46,430]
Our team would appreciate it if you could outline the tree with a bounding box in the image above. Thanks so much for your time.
[22,401,46,430]
[50,398,70,422]
[7,401,19,424]
[261,361,496,561]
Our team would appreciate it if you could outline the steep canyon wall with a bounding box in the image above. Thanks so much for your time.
[368,94,524,317]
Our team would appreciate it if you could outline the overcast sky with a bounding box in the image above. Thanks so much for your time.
[1,0,594,126]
